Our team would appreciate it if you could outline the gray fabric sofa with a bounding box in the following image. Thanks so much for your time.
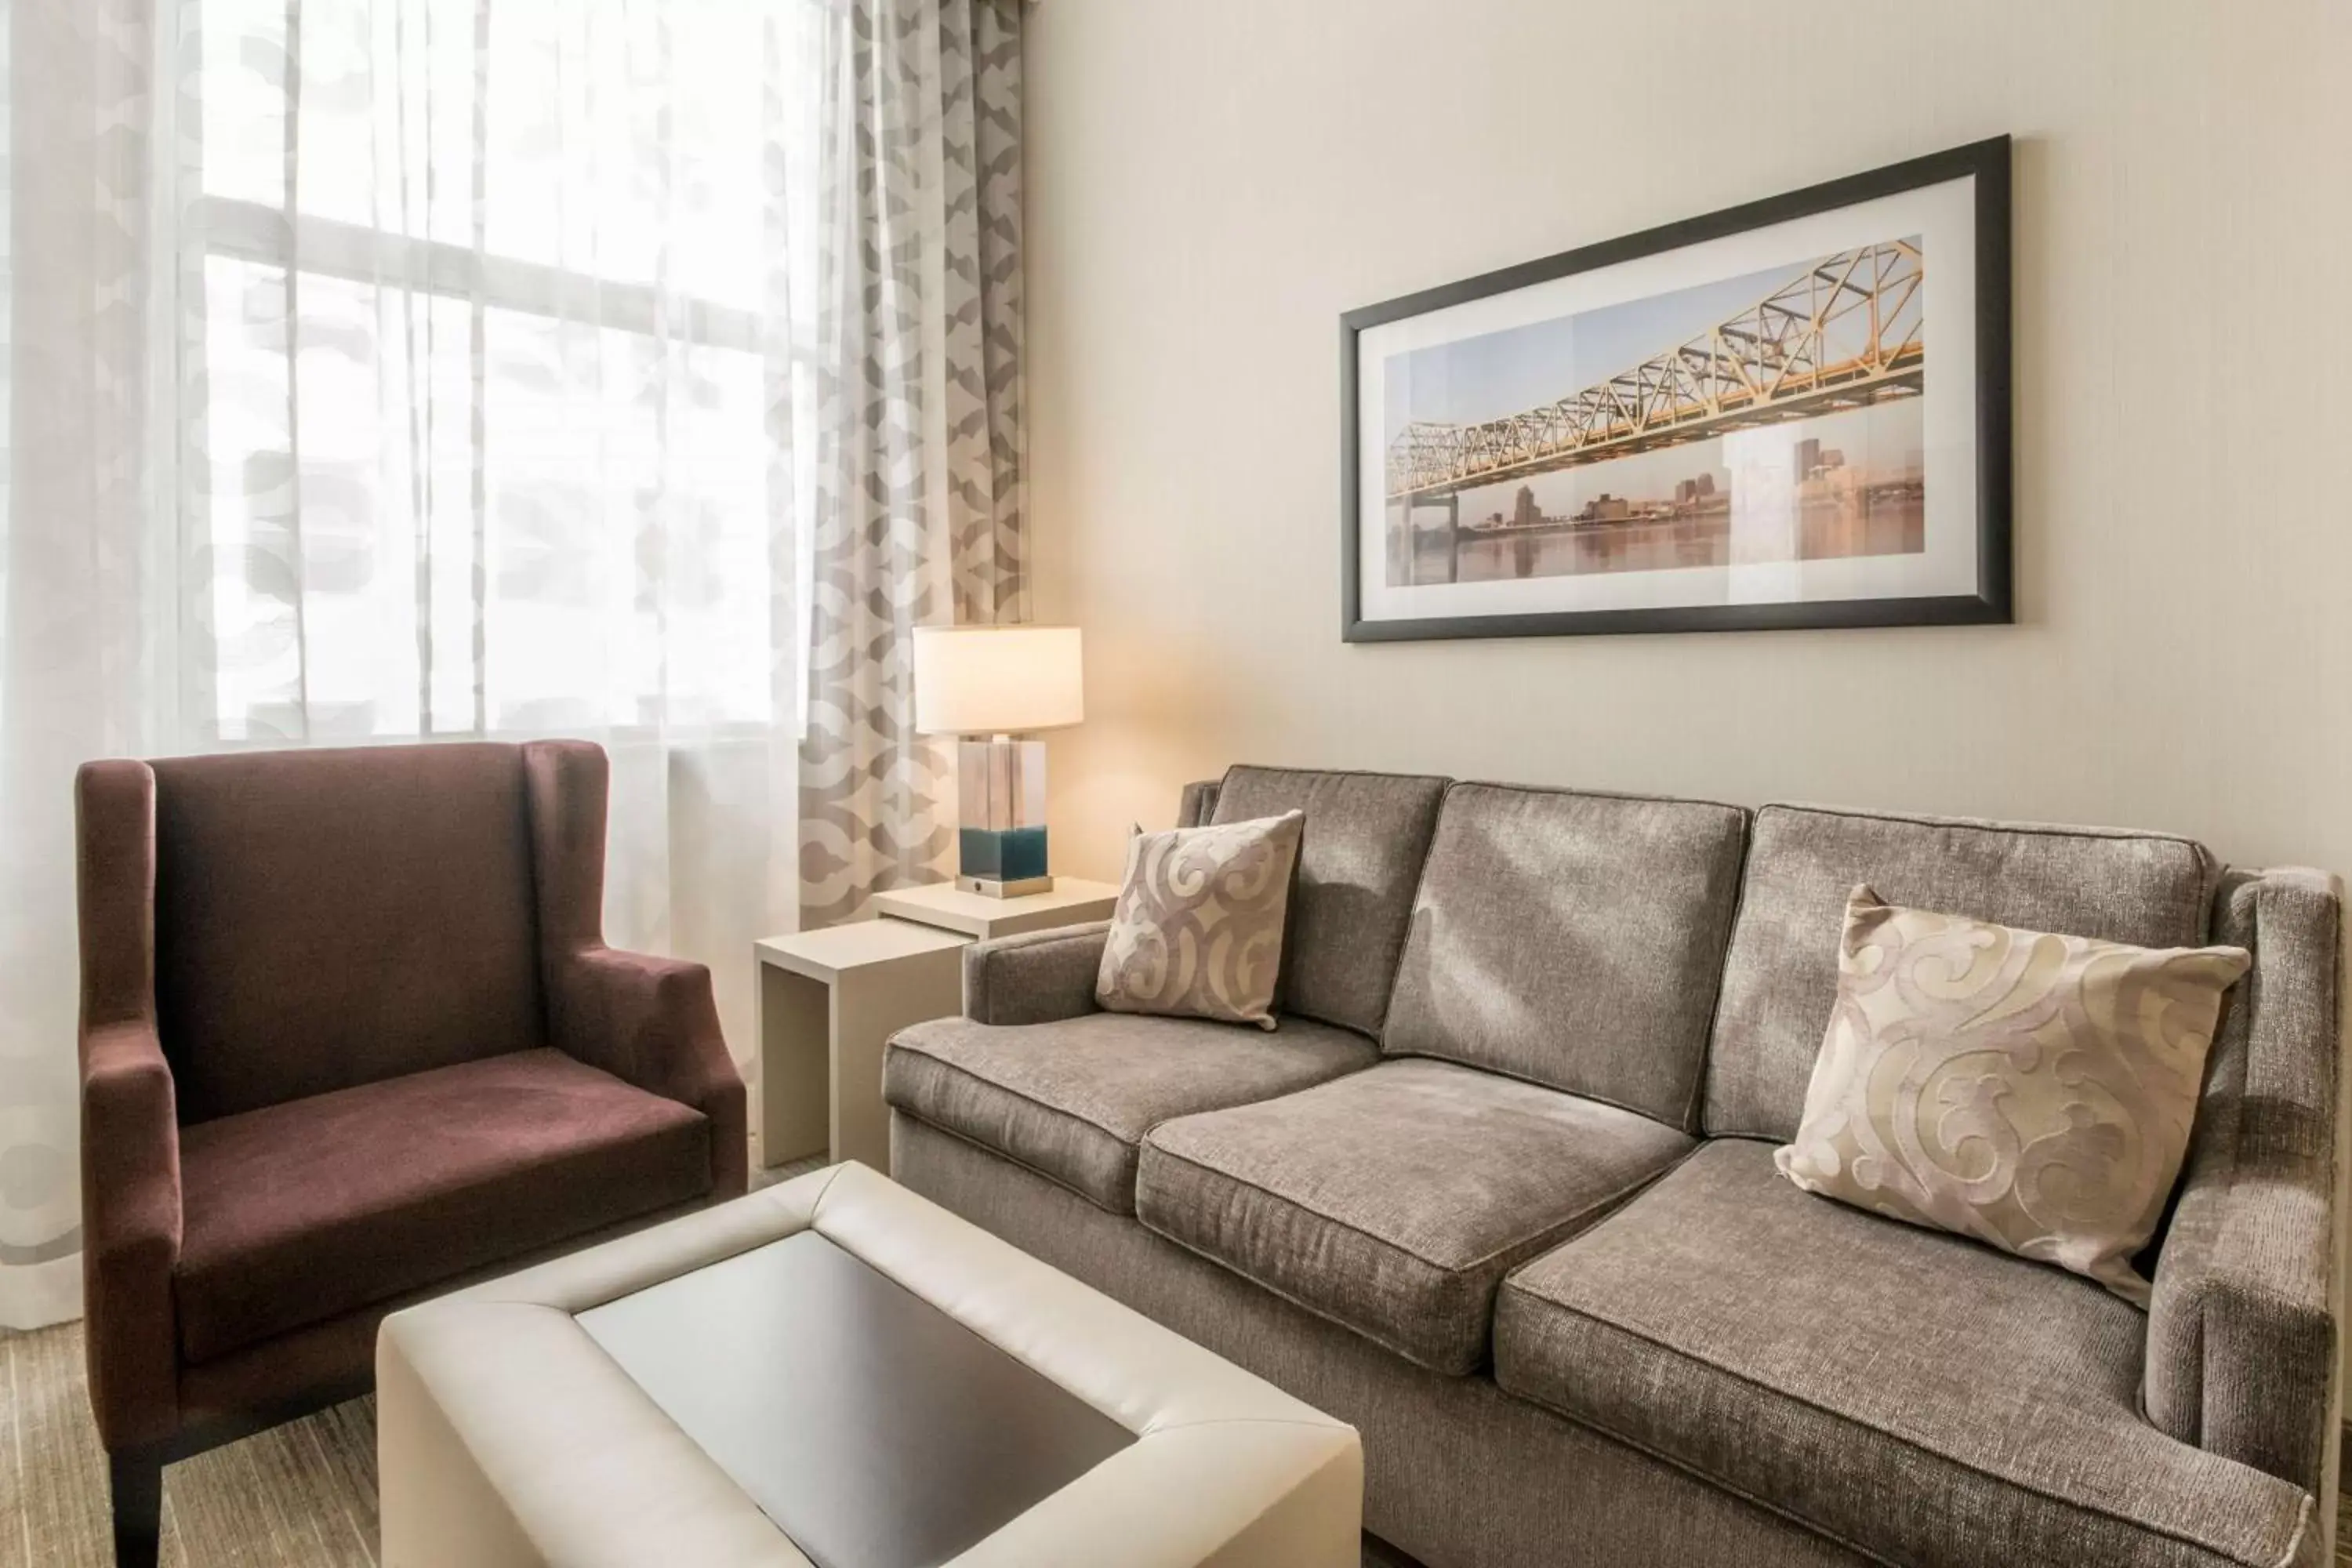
[882,765,2343,1568]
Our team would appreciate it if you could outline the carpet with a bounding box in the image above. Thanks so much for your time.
[2,1320,377,1567]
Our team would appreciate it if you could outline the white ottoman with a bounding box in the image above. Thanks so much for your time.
[378,1162,1363,1568]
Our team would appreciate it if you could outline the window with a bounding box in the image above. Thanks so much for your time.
[186,0,817,740]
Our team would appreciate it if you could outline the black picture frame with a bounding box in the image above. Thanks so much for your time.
[1340,136,2012,643]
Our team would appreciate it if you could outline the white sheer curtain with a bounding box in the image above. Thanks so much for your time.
[0,0,1025,1329]
[1,0,163,1330]
[168,0,817,960]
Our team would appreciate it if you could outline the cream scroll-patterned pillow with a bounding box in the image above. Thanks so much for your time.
[1095,811,1304,1030]
[1775,885,2249,1305]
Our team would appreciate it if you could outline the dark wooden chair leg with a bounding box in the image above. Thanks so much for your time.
[107,1448,162,1568]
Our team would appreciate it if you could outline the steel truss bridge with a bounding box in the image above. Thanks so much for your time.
[1387,239,1924,506]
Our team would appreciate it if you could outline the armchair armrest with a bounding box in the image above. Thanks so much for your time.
[74,758,181,1451]
[79,1020,182,1450]
[2146,867,2341,1494]
[522,739,746,1199]
[964,921,1111,1026]
[549,948,748,1200]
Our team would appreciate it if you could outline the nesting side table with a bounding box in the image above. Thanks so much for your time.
[754,878,1118,1174]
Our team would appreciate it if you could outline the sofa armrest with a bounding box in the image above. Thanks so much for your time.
[1178,778,1222,828]
[550,949,749,1200]
[2146,867,2342,1494]
[964,922,1111,1026]
[79,1020,182,1450]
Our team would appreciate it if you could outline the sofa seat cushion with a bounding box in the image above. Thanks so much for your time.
[882,1011,1380,1215]
[1493,1140,2316,1568]
[1138,1059,1693,1376]
[176,1048,712,1363]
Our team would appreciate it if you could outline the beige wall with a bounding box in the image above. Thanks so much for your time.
[1026,0,2351,1359]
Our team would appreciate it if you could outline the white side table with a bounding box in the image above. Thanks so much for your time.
[869,877,1120,938]
[753,877,1120,1174]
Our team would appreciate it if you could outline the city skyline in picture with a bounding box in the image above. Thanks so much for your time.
[1380,235,1927,586]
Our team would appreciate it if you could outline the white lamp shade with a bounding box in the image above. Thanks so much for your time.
[912,625,1085,735]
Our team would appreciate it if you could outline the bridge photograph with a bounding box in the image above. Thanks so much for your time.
[1381,236,1928,590]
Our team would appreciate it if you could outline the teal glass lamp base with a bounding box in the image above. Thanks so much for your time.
[957,826,1052,898]
[955,736,1054,898]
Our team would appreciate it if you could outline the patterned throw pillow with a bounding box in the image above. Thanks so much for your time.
[1775,885,2250,1305]
[1095,811,1305,1030]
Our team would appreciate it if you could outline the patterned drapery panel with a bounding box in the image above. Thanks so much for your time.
[797,0,1027,930]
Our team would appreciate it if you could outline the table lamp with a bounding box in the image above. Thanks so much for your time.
[912,625,1084,898]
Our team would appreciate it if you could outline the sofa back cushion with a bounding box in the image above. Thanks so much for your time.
[1209,766,1448,1038]
[153,743,548,1122]
[1384,784,1747,1126]
[1705,803,2217,1141]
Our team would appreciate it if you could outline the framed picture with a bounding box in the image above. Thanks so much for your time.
[1341,136,2010,642]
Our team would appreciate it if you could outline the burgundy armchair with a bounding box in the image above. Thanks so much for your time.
[76,740,746,1566]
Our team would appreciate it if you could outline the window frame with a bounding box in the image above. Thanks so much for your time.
[191,193,772,355]
[183,191,806,745]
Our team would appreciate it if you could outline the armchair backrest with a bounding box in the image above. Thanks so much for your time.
[134,742,554,1123]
